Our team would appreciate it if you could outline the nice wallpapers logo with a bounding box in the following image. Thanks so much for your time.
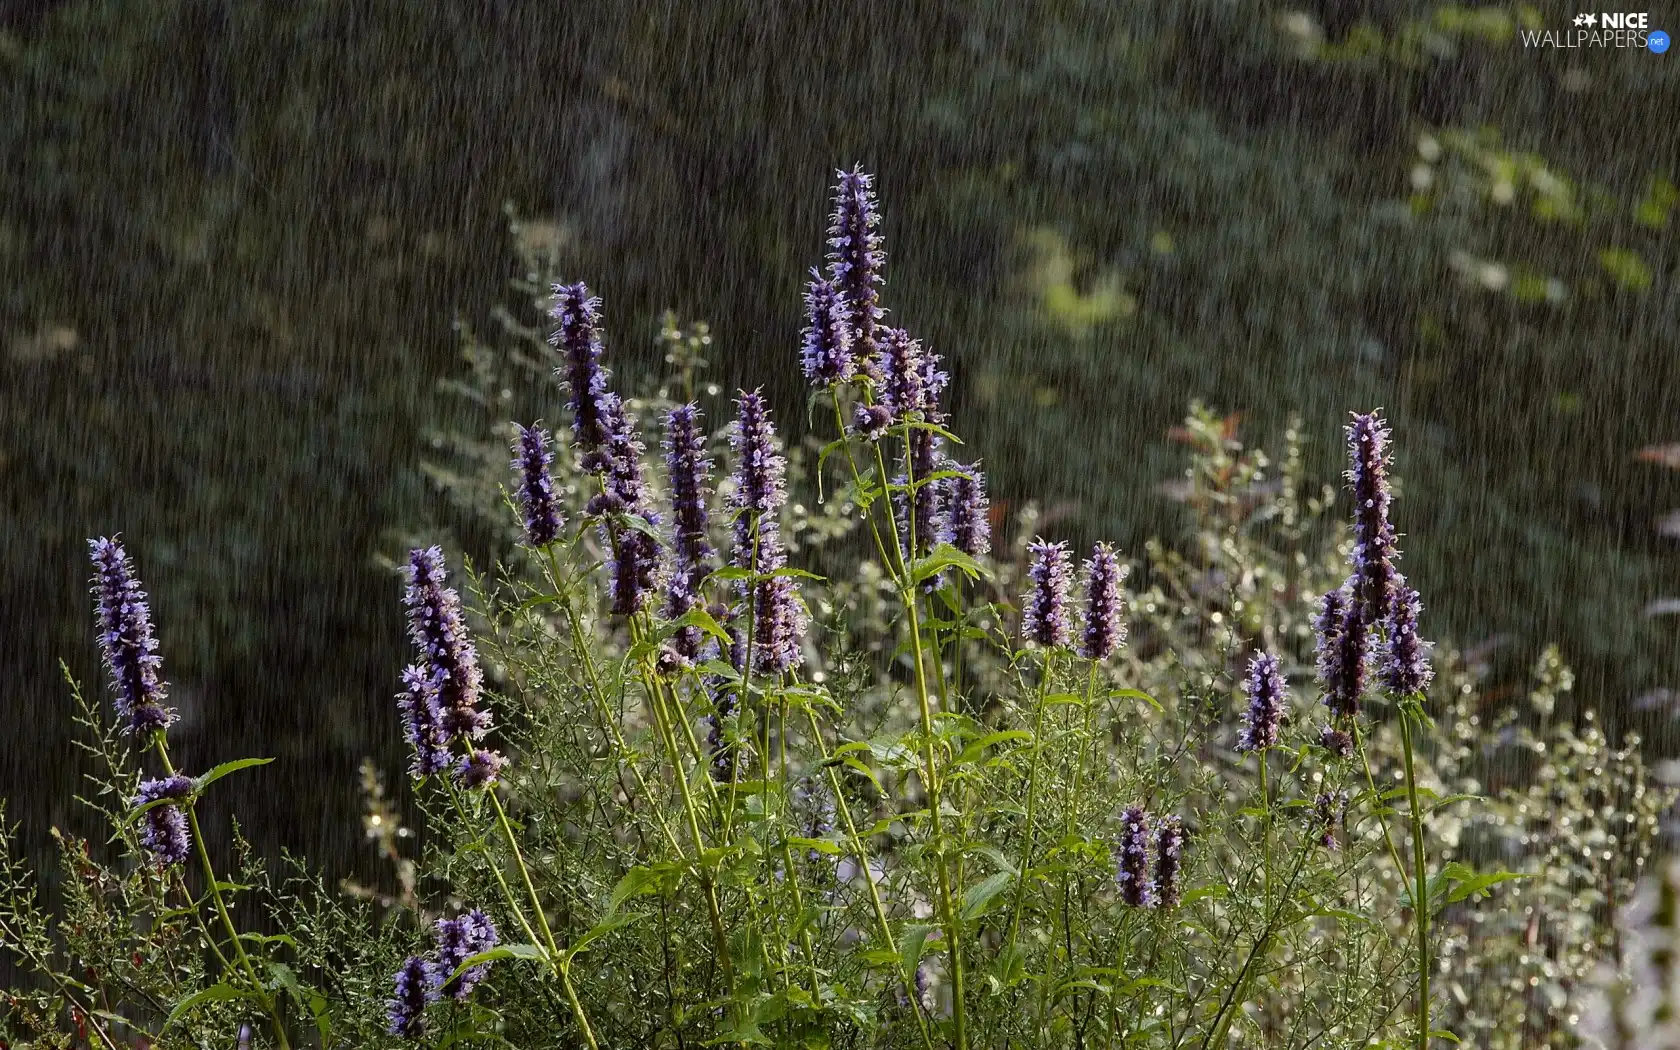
[1521,11,1671,50]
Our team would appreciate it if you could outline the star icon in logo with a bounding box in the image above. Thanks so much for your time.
[1574,12,1598,26]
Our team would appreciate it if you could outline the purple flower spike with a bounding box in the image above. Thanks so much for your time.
[946,465,992,558]
[853,402,893,441]
[88,537,175,736]
[387,955,435,1039]
[1237,651,1288,753]
[728,390,788,570]
[1346,411,1401,620]
[589,395,662,616]
[1381,577,1434,697]
[827,167,887,380]
[403,548,491,748]
[456,749,507,790]
[880,329,934,423]
[1154,816,1187,910]
[1315,790,1350,851]
[896,429,946,559]
[511,423,564,547]
[1022,539,1074,649]
[1315,583,1368,720]
[432,908,499,1001]
[1080,543,1128,661]
[397,665,452,778]
[728,391,806,674]
[1318,724,1354,759]
[801,270,856,386]
[134,775,194,866]
[550,283,611,456]
[664,404,716,655]
[1116,805,1156,909]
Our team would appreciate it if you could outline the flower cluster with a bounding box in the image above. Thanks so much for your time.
[800,270,855,386]
[945,464,992,558]
[1154,816,1187,910]
[1023,539,1074,649]
[728,390,806,674]
[387,909,500,1039]
[133,775,194,867]
[551,282,610,455]
[663,404,716,659]
[1080,543,1128,661]
[826,166,886,380]
[1237,651,1289,753]
[88,537,174,735]
[1313,409,1435,736]
[510,422,564,547]
[397,547,501,786]
[1115,805,1157,909]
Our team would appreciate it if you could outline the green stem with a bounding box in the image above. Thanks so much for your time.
[487,790,601,1050]
[156,741,288,1050]
[1004,651,1058,960]
[1399,701,1431,1050]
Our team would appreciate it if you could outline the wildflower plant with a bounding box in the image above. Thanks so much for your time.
[2,169,1660,1050]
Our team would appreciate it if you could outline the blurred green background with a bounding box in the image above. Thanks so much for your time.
[2,0,1677,882]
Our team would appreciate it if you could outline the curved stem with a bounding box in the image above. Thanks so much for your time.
[1399,701,1432,1050]
[155,740,288,1050]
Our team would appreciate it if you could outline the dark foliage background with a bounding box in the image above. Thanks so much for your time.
[2,0,1677,891]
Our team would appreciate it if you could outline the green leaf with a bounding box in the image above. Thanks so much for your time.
[674,606,733,643]
[609,863,681,913]
[907,543,990,586]
[446,943,551,988]
[164,983,261,1028]
[194,757,276,793]
[1106,688,1162,712]
[960,871,1016,922]
[898,923,935,978]
[1445,870,1532,904]
[953,730,1033,765]
[788,836,843,855]
[564,911,643,960]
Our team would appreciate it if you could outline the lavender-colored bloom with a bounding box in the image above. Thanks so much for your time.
[1022,539,1074,649]
[550,283,611,456]
[432,909,499,1001]
[827,167,886,380]
[1080,543,1128,661]
[1315,790,1350,851]
[913,962,933,1012]
[728,391,806,674]
[456,749,506,790]
[1314,583,1367,720]
[655,645,692,678]
[1115,806,1156,908]
[853,402,892,441]
[88,537,175,735]
[589,395,662,616]
[1237,651,1288,753]
[1346,411,1401,620]
[1381,577,1434,697]
[396,665,452,778]
[704,621,744,781]
[877,328,928,424]
[133,775,193,866]
[510,423,564,547]
[801,270,856,385]
[663,404,715,656]
[1318,724,1354,759]
[728,390,788,570]
[404,548,490,743]
[946,465,992,558]
[386,955,434,1039]
[1154,816,1187,910]
[896,429,945,559]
